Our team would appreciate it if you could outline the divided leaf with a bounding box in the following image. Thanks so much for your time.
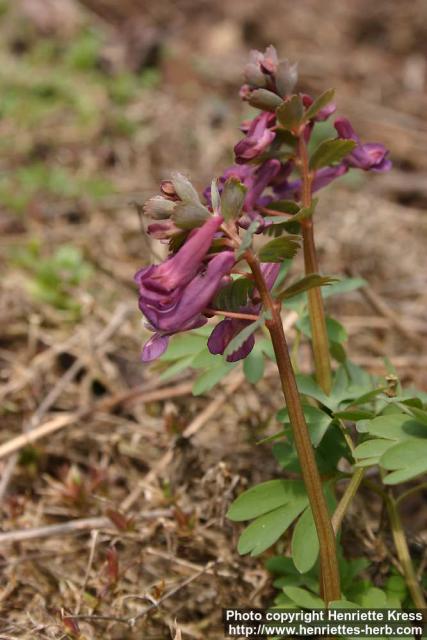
[381,440,427,484]
[354,413,427,483]
[265,200,300,215]
[237,496,308,556]
[309,139,356,170]
[297,315,348,345]
[291,506,319,573]
[227,479,305,522]
[282,586,324,608]
[277,274,337,301]
[303,88,335,122]
[192,360,237,395]
[213,276,253,311]
[322,276,366,298]
[258,235,300,262]
[277,404,332,447]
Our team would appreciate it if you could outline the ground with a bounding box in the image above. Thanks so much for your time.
[0,1,426,638]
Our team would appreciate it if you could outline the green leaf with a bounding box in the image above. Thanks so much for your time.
[191,349,222,368]
[265,200,300,215]
[258,235,300,262]
[221,177,247,221]
[303,88,335,122]
[192,361,236,395]
[276,95,304,131]
[282,586,324,608]
[354,413,427,481]
[354,438,393,462]
[359,587,389,608]
[258,336,276,361]
[298,315,348,344]
[173,202,210,229]
[223,314,266,360]
[399,404,427,427]
[265,556,300,576]
[330,341,347,364]
[296,374,331,408]
[237,498,308,556]
[243,349,265,384]
[309,139,357,170]
[159,354,196,381]
[227,479,305,522]
[330,599,360,609]
[322,277,366,298]
[366,414,426,441]
[350,387,388,407]
[334,409,375,421]
[277,274,337,301]
[381,440,427,484]
[277,404,332,447]
[213,276,253,312]
[236,221,260,258]
[288,200,317,223]
[160,334,207,361]
[291,507,319,573]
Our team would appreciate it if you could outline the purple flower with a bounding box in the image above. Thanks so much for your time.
[273,163,349,200]
[205,160,282,230]
[335,118,392,172]
[234,112,276,163]
[135,216,235,361]
[208,313,256,362]
[146,220,179,241]
[136,216,221,296]
[208,263,280,362]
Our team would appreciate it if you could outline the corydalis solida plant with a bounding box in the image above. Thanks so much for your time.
[135,47,426,610]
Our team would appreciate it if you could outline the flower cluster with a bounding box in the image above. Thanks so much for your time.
[135,214,234,361]
[226,47,391,208]
[135,45,391,363]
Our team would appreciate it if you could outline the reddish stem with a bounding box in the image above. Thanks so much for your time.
[245,249,341,604]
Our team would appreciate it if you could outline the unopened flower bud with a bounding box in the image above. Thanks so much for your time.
[259,45,278,75]
[143,195,176,219]
[171,172,200,204]
[275,60,298,97]
[160,180,179,200]
[248,88,283,112]
[244,62,267,88]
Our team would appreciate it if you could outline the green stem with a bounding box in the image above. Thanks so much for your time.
[245,250,341,604]
[298,136,332,395]
[385,491,426,608]
[332,468,365,534]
